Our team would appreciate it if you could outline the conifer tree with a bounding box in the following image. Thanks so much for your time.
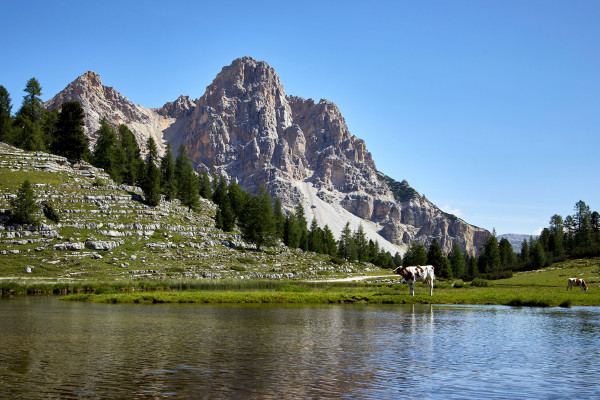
[427,239,446,271]
[449,243,465,280]
[13,78,45,151]
[160,143,177,201]
[198,171,212,200]
[142,137,161,206]
[227,181,246,223]
[402,242,427,266]
[42,108,59,153]
[308,218,323,253]
[338,222,358,261]
[92,118,122,183]
[174,145,199,211]
[283,213,301,248]
[0,85,13,143]
[322,225,338,257]
[10,180,39,225]
[273,197,285,239]
[118,124,143,185]
[353,224,369,262]
[54,101,88,160]
[239,186,276,251]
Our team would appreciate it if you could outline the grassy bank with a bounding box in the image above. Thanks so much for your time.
[59,283,600,307]
[8,257,600,307]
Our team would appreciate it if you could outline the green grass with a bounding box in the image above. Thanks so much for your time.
[51,257,600,307]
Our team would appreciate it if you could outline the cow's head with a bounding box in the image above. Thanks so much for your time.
[393,266,414,283]
[582,280,589,291]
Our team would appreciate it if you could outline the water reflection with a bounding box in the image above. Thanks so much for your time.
[1,298,600,399]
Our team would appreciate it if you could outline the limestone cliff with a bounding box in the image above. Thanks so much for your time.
[44,58,490,255]
[44,71,175,155]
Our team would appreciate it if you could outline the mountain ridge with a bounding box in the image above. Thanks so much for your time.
[44,57,490,256]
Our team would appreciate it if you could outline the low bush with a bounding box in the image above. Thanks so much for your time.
[471,278,489,287]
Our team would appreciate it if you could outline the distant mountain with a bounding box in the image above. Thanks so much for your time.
[44,57,490,256]
[498,233,534,252]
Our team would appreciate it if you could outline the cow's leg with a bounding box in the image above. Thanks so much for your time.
[409,282,415,296]
[429,278,434,296]
[567,283,571,291]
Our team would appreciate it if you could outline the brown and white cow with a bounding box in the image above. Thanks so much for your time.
[567,278,588,291]
[393,265,435,296]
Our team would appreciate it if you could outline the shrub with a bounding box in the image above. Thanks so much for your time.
[471,278,489,287]
[43,202,60,223]
[330,256,345,265]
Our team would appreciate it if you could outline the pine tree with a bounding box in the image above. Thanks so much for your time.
[13,78,45,151]
[42,108,59,153]
[338,222,358,261]
[273,197,285,239]
[160,142,177,201]
[198,171,212,200]
[118,124,143,185]
[92,118,122,183]
[0,85,13,143]
[308,218,323,253]
[175,146,199,211]
[227,181,246,223]
[498,238,516,270]
[479,234,501,274]
[353,224,369,262]
[449,243,465,280]
[142,137,161,206]
[239,186,276,251]
[10,180,39,225]
[322,225,337,257]
[283,213,300,248]
[402,242,427,266]
[53,101,88,160]
[427,239,445,270]
[295,203,309,251]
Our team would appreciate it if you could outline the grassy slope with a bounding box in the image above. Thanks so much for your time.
[0,144,389,281]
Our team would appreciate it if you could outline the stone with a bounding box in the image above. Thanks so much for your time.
[53,242,85,251]
[85,240,122,251]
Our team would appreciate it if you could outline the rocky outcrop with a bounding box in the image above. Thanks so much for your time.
[44,71,175,156]
[43,58,490,256]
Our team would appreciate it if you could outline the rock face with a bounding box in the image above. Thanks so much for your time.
[44,71,177,156]
[44,58,490,255]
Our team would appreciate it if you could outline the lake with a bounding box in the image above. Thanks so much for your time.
[1,296,599,399]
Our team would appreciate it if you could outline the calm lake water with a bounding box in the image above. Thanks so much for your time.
[1,297,600,399]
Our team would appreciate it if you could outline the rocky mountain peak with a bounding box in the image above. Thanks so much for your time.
[44,58,490,256]
[78,71,102,88]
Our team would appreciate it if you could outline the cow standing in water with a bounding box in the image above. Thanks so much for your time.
[393,265,435,296]
[567,278,588,291]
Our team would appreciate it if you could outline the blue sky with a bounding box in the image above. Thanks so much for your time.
[2,0,599,235]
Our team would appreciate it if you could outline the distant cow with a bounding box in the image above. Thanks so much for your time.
[567,278,588,291]
[393,265,435,296]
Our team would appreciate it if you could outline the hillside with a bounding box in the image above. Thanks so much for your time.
[0,143,388,280]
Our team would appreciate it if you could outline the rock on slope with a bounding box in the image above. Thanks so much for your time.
[44,57,489,255]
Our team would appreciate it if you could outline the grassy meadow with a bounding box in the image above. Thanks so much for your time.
[14,257,594,307]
